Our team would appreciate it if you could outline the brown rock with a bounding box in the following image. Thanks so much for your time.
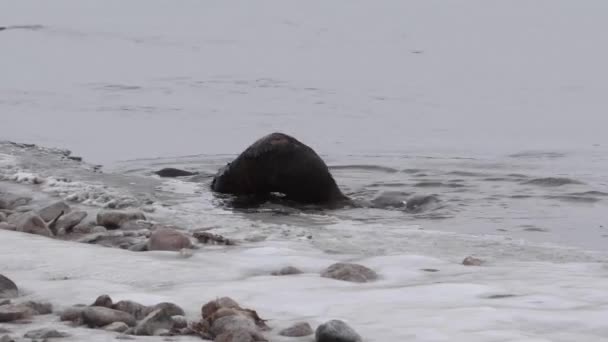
[112,300,147,320]
[21,301,52,314]
[82,306,136,327]
[96,210,146,229]
[37,201,70,222]
[214,329,256,342]
[8,212,52,237]
[92,294,113,308]
[133,309,174,336]
[321,263,378,283]
[210,315,257,337]
[59,305,87,322]
[463,256,484,266]
[0,305,34,322]
[55,210,87,234]
[147,228,192,251]
[145,302,185,317]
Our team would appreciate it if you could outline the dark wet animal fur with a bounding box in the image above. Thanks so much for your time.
[211,132,348,205]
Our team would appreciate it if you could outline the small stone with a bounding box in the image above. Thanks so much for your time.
[271,266,302,276]
[214,329,255,342]
[145,302,185,317]
[112,300,147,320]
[59,305,87,322]
[96,210,146,229]
[463,256,484,266]
[147,228,192,251]
[210,315,257,337]
[103,322,130,333]
[133,309,173,336]
[82,306,136,327]
[93,295,113,308]
[171,315,188,329]
[315,320,362,342]
[0,305,33,322]
[321,263,378,283]
[8,212,52,237]
[55,210,87,234]
[37,201,71,222]
[0,222,16,231]
[279,322,313,337]
[24,328,69,339]
[0,274,18,299]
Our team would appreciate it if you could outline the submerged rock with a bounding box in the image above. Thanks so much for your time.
[0,305,34,322]
[37,201,71,222]
[279,322,313,337]
[145,302,185,317]
[103,321,129,333]
[8,212,52,237]
[0,212,6,222]
[315,320,362,342]
[21,301,52,315]
[271,266,302,276]
[55,210,87,234]
[147,228,192,251]
[82,306,136,327]
[112,300,147,320]
[321,263,378,283]
[463,256,484,266]
[0,275,18,299]
[133,309,174,336]
[96,210,146,229]
[210,315,257,337]
[59,305,87,322]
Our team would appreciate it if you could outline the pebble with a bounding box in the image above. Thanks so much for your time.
[37,201,71,222]
[133,309,174,336]
[24,328,69,339]
[315,320,362,342]
[279,322,313,337]
[147,228,192,251]
[96,210,146,229]
[0,274,18,299]
[82,306,136,327]
[321,263,378,283]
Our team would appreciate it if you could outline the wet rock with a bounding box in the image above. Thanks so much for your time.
[210,315,257,337]
[0,195,31,210]
[315,320,362,342]
[271,266,302,276]
[72,221,96,234]
[0,275,18,299]
[279,322,313,337]
[112,300,147,320]
[0,222,16,231]
[145,302,185,317]
[147,228,192,251]
[24,328,69,339]
[463,256,484,266]
[96,210,146,229]
[371,191,408,209]
[120,220,153,231]
[133,309,173,336]
[321,263,378,283]
[0,336,14,342]
[93,295,113,308]
[59,305,87,322]
[214,330,256,342]
[193,231,234,245]
[128,242,148,252]
[0,305,33,322]
[0,212,5,222]
[21,301,52,314]
[82,306,136,327]
[8,212,52,237]
[38,201,71,222]
[154,168,198,178]
[91,225,107,233]
[405,195,440,213]
[103,321,130,333]
[55,210,87,234]
[171,315,188,329]
[202,297,240,320]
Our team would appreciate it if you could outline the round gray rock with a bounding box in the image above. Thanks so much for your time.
[0,275,18,299]
[315,320,362,342]
[55,210,88,234]
[321,263,378,283]
[147,228,192,251]
[133,309,173,336]
[82,306,136,327]
[37,201,71,222]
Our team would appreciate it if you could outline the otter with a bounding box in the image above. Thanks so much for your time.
[210,132,349,206]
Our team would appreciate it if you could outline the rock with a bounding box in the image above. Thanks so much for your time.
[103,322,130,333]
[21,301,52,314]
[8,212,52,237]
[463,256,483,266]
[24,328,69,339]
[93,294,113,308]
[0,300,9,306]
[214,330,256,342]
[210,315,257,337]
[91,225,108,233]
[133,309,173,336]
[279,322,313,337]
[82,306,136,327]
[315,320,362,342]
[145,302,185,317]
[202,297,240,320]
[0,195,31,210]
[321,263,378,283]
[120,220,153,231]
[0,222,16,231]
[271,266,302,276]
[0,335,14,342]
[54,210,87,234]
[154,168,198,178]
[0,212,5,222]
[0,275,18,299]
[193,231,234,245]
[147,228,192,251]
[0,305,33,322]
[171,315,188,329]
[37,201,71,222]
[128,242,148,252]
[116,334,135,340]
[112,300,147,320]
[96,210,146,229]
[59,305,87,322]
